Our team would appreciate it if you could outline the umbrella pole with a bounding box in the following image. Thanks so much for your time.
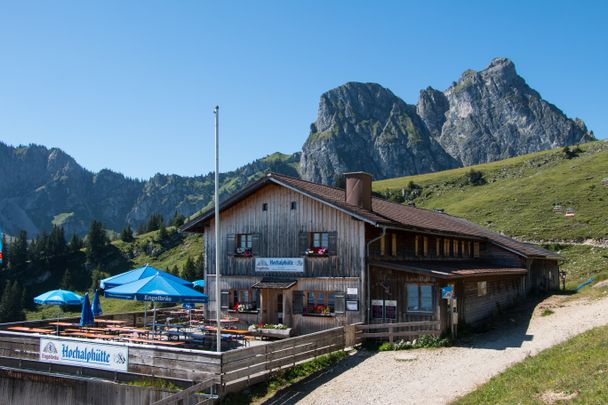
[152,302,157,338]
[144,302,147,328]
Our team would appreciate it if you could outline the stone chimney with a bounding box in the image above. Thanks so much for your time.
[344,172,372,210]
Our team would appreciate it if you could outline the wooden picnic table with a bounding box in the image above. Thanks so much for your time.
[95,319,127,325]
[204,326,250,335]
[48,322,79,327]
[7,326,55,334]
[127,337,185,346]
[61,331,118,341]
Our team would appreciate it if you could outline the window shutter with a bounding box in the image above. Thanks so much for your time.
[226,234,236,257]
[251,233,260,256]
[328,231,338,256]
[220,290,229,309]
[298,232,309,255]
[334,292,346,314]
[292,290,304,314]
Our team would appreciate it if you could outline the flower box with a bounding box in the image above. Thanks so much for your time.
[248,323,292,339]
[235,247,254,257]
[305,247,328,257]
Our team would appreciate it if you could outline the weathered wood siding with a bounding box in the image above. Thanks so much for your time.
[204,184,364,278]
[369,266,441,327]
[527,259,560,292]
[460,275,524,325]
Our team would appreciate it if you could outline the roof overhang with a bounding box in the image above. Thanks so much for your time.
[370,261,528,280]
[252,279,297,289]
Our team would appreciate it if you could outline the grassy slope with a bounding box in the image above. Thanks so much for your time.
[374,141,608,241]
[453,325,608,404]
[25,228,204,320]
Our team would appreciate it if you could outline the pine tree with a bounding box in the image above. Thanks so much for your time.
[86,220,108,264]
[61,268,74,290]
[194,253,205,279]
[69,234,83,252]
[157,222,168,241]
[120,225,134,242]
[0,234,7,270]
[145,214,164,233]
[170,211,186,227]
[181,257,196,281]
[90,265,104,290]
[8,230,28,273]
[0,281,25,322]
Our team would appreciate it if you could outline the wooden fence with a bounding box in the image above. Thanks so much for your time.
[0,319,438,403]
[356,320,441,343]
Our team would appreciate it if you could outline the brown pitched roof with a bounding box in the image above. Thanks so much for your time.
[181,172,561,260]
[371,260,528,279]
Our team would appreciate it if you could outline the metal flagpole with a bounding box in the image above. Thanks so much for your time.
[214,106,221,352]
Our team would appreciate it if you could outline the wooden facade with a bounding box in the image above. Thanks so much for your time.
[182,173,562,336]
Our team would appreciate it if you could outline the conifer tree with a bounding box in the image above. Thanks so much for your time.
[86,220,108,264]
[120,225,134,242]
[181,257,196,281]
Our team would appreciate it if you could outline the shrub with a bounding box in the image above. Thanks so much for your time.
[465,169,486,186]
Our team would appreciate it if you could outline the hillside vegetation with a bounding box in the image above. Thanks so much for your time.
[454,325,608,404]
[374,141,608,241]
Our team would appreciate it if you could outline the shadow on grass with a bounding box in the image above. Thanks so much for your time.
[257,350,375,405]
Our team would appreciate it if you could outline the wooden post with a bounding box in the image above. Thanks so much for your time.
[389,325,393,344]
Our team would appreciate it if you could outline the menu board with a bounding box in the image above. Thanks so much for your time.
[385,300,397,320]
[371,299,384,319]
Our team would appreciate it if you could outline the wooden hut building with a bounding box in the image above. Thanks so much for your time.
[181,172,561,335]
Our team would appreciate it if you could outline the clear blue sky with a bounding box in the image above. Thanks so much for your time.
[0,1,606,179]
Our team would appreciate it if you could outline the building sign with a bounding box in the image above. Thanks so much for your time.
[441,286,454,299]
[346,288,358,296]
[255,258,304,273]
[39,338,128,372]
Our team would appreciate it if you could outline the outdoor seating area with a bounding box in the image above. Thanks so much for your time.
[0,264,285,351]
[4,308,265,350]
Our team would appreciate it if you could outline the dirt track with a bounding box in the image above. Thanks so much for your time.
[263,294,608,405]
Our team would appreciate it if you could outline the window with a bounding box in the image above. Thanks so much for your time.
[230,289,258,311]
[303,290,336,316]
[262,203,268,211]
[473,242,480,258]
[477,281,487,297]
[406,284,434,313]
[291,201,297,210]
[453,239,460,257]
[312,232,329,248]
[235,234,253,256]
[444,239,451,257]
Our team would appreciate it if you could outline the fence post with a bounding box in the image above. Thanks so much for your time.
[389,325,393,344]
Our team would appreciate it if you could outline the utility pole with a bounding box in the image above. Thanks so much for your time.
[214,106,221,352]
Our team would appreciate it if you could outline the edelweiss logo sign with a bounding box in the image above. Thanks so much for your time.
[39,338,128,372]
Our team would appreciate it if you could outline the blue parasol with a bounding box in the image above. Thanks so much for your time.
[100,264,191,290]
[80,292,95,326]
[192,279,205,288]
[33,289,83,334]
[91,289,103,316]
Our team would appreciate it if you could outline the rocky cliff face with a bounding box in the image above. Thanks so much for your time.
[301,58,595,182]
[300,83,460,184]
[417,58,594,166]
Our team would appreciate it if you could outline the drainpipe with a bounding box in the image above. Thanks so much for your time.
[366,226,386,324]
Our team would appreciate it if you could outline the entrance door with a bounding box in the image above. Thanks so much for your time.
[261,289,280,325]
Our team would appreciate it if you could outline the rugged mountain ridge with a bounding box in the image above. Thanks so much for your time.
[299,83,460,183]
[0,141,299,236]
[301,58,594,184]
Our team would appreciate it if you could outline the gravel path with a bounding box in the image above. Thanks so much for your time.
[264,294,608,405]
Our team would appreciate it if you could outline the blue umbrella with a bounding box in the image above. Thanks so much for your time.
[34,289,83,305]
[80,293,94,327]
[104,273,208,333]
[33,289,83,334]
[92,289,103,316]
[104,273,208,303]
[192,279,205,288]
[100,264,191,290]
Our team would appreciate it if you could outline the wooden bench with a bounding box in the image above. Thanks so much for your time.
[6,326,55,334]
[127,337,185,347]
